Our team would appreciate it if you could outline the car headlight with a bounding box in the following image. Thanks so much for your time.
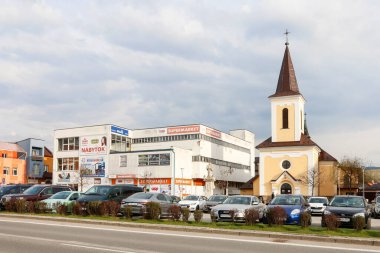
[190,202,197,206]
[290,209,300,215]
[18,197,24,200]
[323,210,331,215]
[353,213,365,218]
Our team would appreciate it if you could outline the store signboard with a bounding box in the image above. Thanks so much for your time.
[111,125,129,136]
[206,128,222,139]
[80,156,106,177]
[57,172,73,183]
[167,125,200,135]
[80,135,107,155]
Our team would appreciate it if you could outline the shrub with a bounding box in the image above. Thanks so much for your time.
[87,201,102,216]
[56,204,68,215]
[143,202,161,220]
[323,214,341,231]
[181,208,190,222]
[71,202,84,216]
[4,199,16,212]
[244,208,260,226]
[210,211,217,222]
[352,216,366,232]
[98,202,110,216]
[300,212,311,228]
[228,209,238,222]
[14,199,27,213]
[34,202,47,214]
[123,205,133,219]
[266,206,287,226]
[193,209,203,223]
[168,205,181,221]
[107,201,120,217]
[25,201,35,213]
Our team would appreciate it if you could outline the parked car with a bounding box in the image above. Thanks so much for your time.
[41,191,81,213]
[211,195,265,222]
[308,196,329,215]
[371,195,380,218]
[1,185,72,204]
[178,195,207,211]
[322,195,372,229]
[76,185,143,210]
[120,192,174,217]
[170,195,181,204]
[263,194,311,225]
[203,195,228,213]
[0,184,33,210]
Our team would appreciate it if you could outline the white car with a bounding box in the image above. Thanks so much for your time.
[178,195,207,211]
[41,191,81,213]
[308,196,329,215]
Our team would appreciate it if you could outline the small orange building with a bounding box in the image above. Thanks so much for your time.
[0,142,27,184]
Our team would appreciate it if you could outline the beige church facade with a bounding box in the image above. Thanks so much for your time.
[254,43,338,199]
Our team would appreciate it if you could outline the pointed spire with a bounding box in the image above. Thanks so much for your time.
[304,112,310,137]
[269,43,302,98]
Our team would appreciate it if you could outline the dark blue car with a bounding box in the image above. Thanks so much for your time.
[264,194,311,225]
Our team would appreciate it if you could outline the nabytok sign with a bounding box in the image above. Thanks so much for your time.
[80,136,107,155]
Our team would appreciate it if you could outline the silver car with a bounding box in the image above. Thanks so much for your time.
[120,192,174,218]
[211,195,265,222]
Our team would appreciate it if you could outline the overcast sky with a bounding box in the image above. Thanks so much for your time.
[0,0,379,165]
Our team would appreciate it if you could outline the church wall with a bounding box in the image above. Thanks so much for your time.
[318,161,338,197]
[276,104,295,142]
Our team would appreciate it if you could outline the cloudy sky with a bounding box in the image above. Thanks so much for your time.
[0,0,379,165]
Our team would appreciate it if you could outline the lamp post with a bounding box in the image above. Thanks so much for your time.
[170,147,176,196]
[180,167,184,198]
[362,167,365,198]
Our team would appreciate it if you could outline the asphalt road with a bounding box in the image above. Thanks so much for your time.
[0,217,379,253]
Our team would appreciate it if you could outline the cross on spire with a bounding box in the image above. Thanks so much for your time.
[284,29,290,46]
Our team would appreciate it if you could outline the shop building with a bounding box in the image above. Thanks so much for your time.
[0,141,27,185]
[53,124,255,195]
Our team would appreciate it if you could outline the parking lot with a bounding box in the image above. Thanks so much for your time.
[190,213,380,229]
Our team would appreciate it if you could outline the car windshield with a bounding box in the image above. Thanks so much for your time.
[271,196,302,205]
[223,196,251,205]
[209,196,227,202]
[22,185,45,195]
[329,196,365,208]
[85,186,112,196]
[128,193,153,200]
[184,195,199,201]
[376,196,380,203]
[0,186,13,195]
[50,191,71,200]
[309,198,328,204]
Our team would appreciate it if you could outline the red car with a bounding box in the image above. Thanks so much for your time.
[1,185,72,203]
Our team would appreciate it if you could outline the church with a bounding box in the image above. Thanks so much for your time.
[252,40,338,199]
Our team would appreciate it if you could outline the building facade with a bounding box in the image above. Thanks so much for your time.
[0,141,27,184]
[16,138,46,184]
[53,124,255,195]
[256,43,338,199]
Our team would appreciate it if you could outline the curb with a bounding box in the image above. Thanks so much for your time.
[1,213,379,246]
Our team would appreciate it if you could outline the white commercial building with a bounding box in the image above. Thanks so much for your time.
[53,124,255,196]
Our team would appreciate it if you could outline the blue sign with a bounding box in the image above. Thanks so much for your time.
[111,125,129,136]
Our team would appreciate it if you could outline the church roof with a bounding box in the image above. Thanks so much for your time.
[319,149,338,162]
[271,171,301,183]
[256,133,318,149]
[269,45,302,98]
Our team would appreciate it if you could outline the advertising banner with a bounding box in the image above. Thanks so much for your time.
[79,156,106,177]
[167,125,200,135]
[206,128,222,139]
[111,125,129,136]
[80,135,107,156]
[57,171,74,183]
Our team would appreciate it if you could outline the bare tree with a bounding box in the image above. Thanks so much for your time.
[140,170,152,192]
[338,157,372,194]
[218,166,235,195]
[77,168,92,192]
[301,168,323,196]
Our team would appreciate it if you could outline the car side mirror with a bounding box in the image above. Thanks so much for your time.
[323,203,327,206]
[252,201,259,205]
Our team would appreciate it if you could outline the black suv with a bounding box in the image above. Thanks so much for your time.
[77,184,143,206]
[1,185,73,204]
[0,184,33,209]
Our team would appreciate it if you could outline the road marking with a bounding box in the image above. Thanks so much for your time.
[0,218,379,252]
[61,243,137,253]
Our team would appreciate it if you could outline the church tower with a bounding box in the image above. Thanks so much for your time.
[256,36,338,198]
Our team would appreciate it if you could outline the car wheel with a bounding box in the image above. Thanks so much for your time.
[196,205,199,210]
[366,218,372,230]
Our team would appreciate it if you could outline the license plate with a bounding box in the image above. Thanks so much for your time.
[81,207,87,210]
[220,214,231,218]
[339,218,350,222]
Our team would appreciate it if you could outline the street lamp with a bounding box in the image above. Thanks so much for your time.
[170,147,176,196]
[180,167,184,198]
[362,167,365,198]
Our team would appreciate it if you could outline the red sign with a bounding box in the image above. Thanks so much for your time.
[167,125,200,135]
[206,128,221,139]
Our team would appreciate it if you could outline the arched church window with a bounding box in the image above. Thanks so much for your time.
[281,183,292,194]
[282,108,289,129]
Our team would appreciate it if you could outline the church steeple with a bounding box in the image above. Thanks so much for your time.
[269,44,301,98]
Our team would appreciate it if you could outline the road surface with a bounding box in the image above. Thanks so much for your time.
[0,217,379,253]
